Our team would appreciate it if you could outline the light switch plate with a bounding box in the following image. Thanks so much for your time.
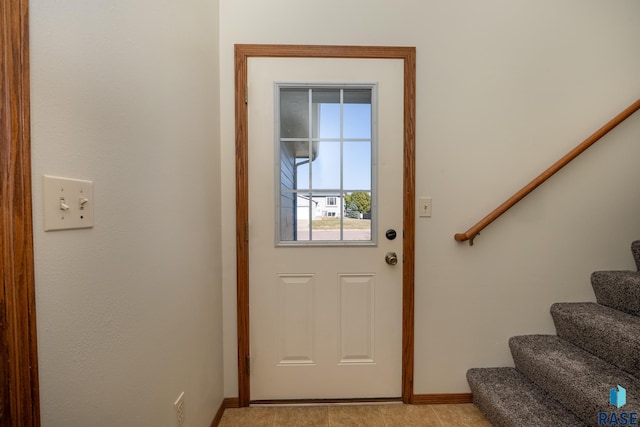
[43,175,94,231]
[418,197,432,217]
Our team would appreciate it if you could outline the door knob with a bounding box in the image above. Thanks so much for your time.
[385,252,398,265]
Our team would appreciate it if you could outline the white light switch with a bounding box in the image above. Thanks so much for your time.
[43,175,94,231]
[418,197,432,218]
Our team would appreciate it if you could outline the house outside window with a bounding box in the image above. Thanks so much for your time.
[277,84,375,244]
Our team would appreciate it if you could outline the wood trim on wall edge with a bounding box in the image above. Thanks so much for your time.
[223,397,241,409]
[411,393,474,405]
[210,398,240,427]
[1,0,41,425]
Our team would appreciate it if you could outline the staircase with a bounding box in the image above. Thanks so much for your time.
[467,241,640,427]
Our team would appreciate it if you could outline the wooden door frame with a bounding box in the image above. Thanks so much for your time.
[234,44,416,407]
[1,0,41,425]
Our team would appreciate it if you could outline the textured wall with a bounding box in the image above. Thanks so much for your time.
[219,0,640,396]
[30,1,223,425]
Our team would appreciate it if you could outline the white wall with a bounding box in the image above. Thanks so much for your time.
[220,0,640,396]
[30,1,223,426]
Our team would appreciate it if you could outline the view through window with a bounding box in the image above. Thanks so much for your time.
[277,85,376,244]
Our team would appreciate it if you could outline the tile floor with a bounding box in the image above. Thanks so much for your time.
[219,403,492,426]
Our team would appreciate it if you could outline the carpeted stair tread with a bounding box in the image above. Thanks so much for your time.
[551,302,640,379]
[467,367,587,427]
[591,270,640,316]
[510,335,640,426]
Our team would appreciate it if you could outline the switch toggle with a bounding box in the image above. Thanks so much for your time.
[418,197,432,218]
[43,176,94,231]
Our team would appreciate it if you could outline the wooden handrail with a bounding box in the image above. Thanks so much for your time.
[455,98,640,245]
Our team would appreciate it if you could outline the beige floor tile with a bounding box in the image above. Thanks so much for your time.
[379,404,443,427]
[273,406,329,427]
[327,405,385,427]
[216,403,492,427]
[219,406,276,427]
[429,403,492,427]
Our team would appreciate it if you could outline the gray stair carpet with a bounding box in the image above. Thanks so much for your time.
[467,240,640,427]
[467,367,586,427]
[551,302,640,379]
[591,270,640,316]
[591,240,640,316]
[510,335,640,427]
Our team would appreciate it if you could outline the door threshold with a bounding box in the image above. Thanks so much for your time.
[250,397,403,407]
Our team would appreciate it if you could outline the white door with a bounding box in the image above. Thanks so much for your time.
[248,57,404,400]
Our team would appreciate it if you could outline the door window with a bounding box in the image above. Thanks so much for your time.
[276,84,377,245]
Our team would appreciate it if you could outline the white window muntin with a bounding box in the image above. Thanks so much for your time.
[274,82,378,246]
